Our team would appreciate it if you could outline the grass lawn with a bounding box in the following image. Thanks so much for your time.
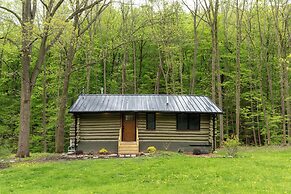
[1,147,291,194]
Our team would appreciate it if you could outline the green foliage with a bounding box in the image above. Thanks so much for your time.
[98,148,109,155]
[146,146,157,153]
[224,137,240,157]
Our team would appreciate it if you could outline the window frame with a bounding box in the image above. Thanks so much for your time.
[146,112,156,130]
[176,113,200,131]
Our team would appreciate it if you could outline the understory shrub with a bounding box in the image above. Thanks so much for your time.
[99,148,109,155]
[224,137,240,157]
[146,146,157,153]
[0,146,10,159]
[0,146,11,169]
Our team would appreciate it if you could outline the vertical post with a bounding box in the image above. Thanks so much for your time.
[74,114,77,152]
[212,114,216,152]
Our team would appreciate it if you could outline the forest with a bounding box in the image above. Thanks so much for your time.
[0,0,290,157]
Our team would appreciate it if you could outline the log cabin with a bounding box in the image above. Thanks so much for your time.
[69,94,222,154]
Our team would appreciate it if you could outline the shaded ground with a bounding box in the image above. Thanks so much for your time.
[1,146,291,193]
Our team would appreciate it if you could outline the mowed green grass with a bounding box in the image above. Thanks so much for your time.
[1,147,291,194]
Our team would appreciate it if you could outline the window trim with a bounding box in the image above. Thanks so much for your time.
[176,113,200,131]
[146,112,156,130]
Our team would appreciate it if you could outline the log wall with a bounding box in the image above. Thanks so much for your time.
[137,113,211,144]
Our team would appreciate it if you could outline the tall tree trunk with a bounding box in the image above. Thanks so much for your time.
[235,0,245,139]
[85,28,94,94]
[279,57,286,145]
[235,0,240,138]
[213,0,223,146]
[256,88,261,146]
[179,51,183,94]
[286,64,291,145]
[155,50,162,94]
[42,61,47,152]
[122,49,127,94]
[217,58,223,146]
[190,21,198,95]
[250,75,257,146]
[256,1,270,145]
[211,28,216,102]
[85,51,91,93]
[283,58,290,144]
[16,0,33,157]
[138,40,145,83]
[155,66,161,94]
[133,41,137,94]
[189,1,199,95]
[55,1,80,153]
[55,42,75,153]
[17,55,32,157]
[103,50,107,94]
[85,25,93,93]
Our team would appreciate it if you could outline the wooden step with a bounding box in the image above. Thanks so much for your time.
[118,141,139,154]
[119,141,137,145]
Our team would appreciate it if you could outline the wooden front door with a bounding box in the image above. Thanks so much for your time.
[122,113,136,141]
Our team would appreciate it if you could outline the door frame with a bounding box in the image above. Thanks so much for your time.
[121,112,136,141]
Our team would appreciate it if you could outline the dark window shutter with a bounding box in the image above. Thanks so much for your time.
[146,113,156,130]
[188,114,200,130]
[177,113,188,130]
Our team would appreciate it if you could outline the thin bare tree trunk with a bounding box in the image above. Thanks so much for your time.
[133,41,137,94]
[122,50,127,94]
[256,0,270,145]
[138,40,145,83]
[184,0,199,95]
[155,67,161,94]
[285,63,291,144]
[155,50,162,94]
[250,75,257,146]
[211,28,216,102]
[179,51,183,94]
[85,24,93,93]
[190,19,198,95]
[235,0,243,139]
[85,52,91,93]
[256,94,261,146]
[103,51,107,94]
[286,77,291,145]
[279,49,286,145]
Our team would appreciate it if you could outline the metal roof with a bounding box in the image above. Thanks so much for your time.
[69,94,223,114]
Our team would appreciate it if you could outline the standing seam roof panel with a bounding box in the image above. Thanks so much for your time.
[189,96,202,112]
[199,96,216,113]
[185,96,199,112]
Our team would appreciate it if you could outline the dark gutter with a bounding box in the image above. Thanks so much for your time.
[212,114,216,152]
[74,114,78,152]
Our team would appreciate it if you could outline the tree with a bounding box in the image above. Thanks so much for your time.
[55,0,110,153]
[1,0,66,157]
[235,0,246,139]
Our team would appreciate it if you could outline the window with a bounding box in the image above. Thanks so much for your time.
[146,113,156,130]
[176,113,200,130]
[125,115,134,120]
